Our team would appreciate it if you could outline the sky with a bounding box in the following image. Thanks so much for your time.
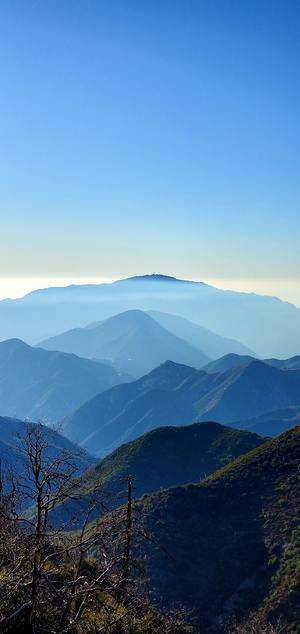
[0,0,299,305]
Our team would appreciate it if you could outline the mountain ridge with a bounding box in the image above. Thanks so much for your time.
[63,358,300,455]
[38,309,210,377]
[49,420,265,528]
[148,310,254,358]
[0,338,129,423]
[1,274,299,357]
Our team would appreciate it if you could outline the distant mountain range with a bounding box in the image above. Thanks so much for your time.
[0,338,128,423]
[1,332,299,448]
[63,358,300,455]
[204,351,300,373]
[129,425,299,631]
[148,309,253,357]
[1,274,299,357]
[266,355,300,370]
[39,309,211,377]
[50,421,265,528]
[241,405,300,436]
[63,360,196,454]
[204,353,256,373]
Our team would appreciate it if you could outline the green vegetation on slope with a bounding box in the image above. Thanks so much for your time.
[130,426,299,632]
[51,421,265,528]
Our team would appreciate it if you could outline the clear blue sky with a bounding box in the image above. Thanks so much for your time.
[0,1,299,302]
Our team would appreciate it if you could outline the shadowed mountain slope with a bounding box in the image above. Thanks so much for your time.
[39,309,210,377]
[194,360,300,423]
[63,361,197,454]
[0,338,128,423]
[130,426,300,631]
[51,421,265,527]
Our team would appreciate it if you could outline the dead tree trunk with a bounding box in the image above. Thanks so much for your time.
[116,475,132,602]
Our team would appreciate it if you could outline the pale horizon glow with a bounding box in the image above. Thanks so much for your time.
[0,277,115,301]
[0,276,299,308]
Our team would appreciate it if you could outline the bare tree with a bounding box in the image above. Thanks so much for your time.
[228,613,288,633]
[116,475,133,603]
[0,424,82,631]
[0,425,188,633]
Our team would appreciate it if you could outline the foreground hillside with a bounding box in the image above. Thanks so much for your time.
[0,421,183,633]
[131,426,299,632]
[64,359,300,455]
[51,421,264,527]
[39,309,210,377]
[0,338,128,422]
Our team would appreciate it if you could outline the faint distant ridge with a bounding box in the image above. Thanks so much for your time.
[63,357,300,455]
[39,308,210,378]
[119,273,205,285]
[1,271,300,357]
[0,338,128,423]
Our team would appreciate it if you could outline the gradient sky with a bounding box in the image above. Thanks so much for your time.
[0,1,299,304]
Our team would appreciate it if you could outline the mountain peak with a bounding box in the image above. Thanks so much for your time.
[0,338,31,350]
[119,273,203,285]
[99,308,149,321]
